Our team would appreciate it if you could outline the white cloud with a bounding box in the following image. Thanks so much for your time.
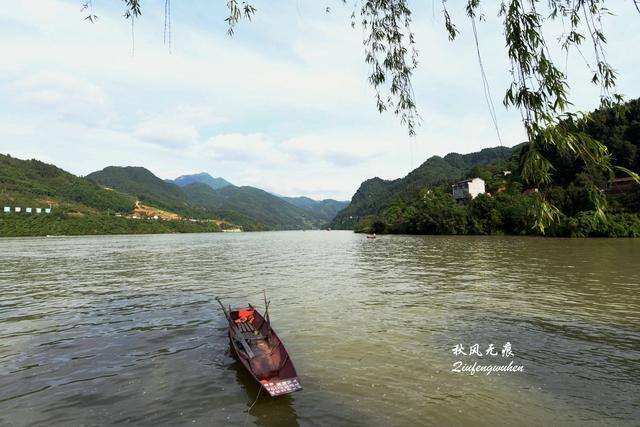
[281,133,385,167]
[135,120,199,147]
[9,73,111,126]
[200,133,285,165]
[132,104,227,147]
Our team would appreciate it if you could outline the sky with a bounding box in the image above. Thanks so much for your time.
[0,1,638,200]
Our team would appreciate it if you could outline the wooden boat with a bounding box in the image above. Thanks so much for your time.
[216,296,302,397]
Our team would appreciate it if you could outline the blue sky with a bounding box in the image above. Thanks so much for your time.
[1,1,638,200]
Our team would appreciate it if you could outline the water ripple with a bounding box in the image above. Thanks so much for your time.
[0,232,638,426]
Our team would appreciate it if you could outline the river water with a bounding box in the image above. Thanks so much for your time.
[0,231,638,426]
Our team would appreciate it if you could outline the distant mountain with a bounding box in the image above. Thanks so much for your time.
[330,146,516,229]
[182,183,326,230]
[87,166,328,230]
[167,172,232,190]
[87,166,196,216]
[0,154,135,213]
[280,196,349,222]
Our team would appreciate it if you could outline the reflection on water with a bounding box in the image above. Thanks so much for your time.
[0,232,639,426]
[232,359,299,427]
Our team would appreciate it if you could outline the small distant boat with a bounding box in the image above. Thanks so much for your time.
[366,233,376,239]
[216,295,302,397]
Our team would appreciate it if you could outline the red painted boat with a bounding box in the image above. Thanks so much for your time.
[216,297,302,397]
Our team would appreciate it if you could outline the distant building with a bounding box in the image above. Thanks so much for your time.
[45,208,51,214]
[452,177,485,201]
[26,208,32,214]
[605,177,639,194]
[36,208,42,214]
[3,207,9,213]
[15,207,21,213]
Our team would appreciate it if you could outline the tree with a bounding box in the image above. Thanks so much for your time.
[81,0,640,231]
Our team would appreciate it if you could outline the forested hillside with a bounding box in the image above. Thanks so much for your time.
[88,166,329,229]
[182,184,326,230]
[330,146,514,229]
[341,99,640,237]
[0,154,135,213]
[87,166,197,216]
[2,159,345,235]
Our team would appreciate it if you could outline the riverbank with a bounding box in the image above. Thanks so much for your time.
[0,213,223,237]
[352,190,640,238]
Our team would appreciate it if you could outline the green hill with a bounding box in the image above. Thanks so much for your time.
[336,98,640,237]
[86,166,198,216]
[176,182,265,230]
[182,183,327,229]
[87,166,329,230]
[0,154,135,213]
[280,196,349,222]
[330,146,514,229]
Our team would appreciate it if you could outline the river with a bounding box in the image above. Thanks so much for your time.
[0,231,638,426]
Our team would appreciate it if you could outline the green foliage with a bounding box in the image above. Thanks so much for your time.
[0,154,135,213]
[549,212,640,238]
[356,189,537,236]
[409,189,468,235]
[345,98,640,238]
[0,212,221,237]
[3,157,340,235]
[87,166,197,216]
[331,145,514,229]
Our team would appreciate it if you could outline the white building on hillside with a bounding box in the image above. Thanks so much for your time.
[452,177,486,201]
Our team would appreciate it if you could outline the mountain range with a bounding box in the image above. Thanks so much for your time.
[166,173,232,190]
[85,169,349,230]
[0,146,514,232]
[0,156,349,231]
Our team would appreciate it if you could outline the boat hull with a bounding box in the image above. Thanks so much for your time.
[225,305,302,397]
